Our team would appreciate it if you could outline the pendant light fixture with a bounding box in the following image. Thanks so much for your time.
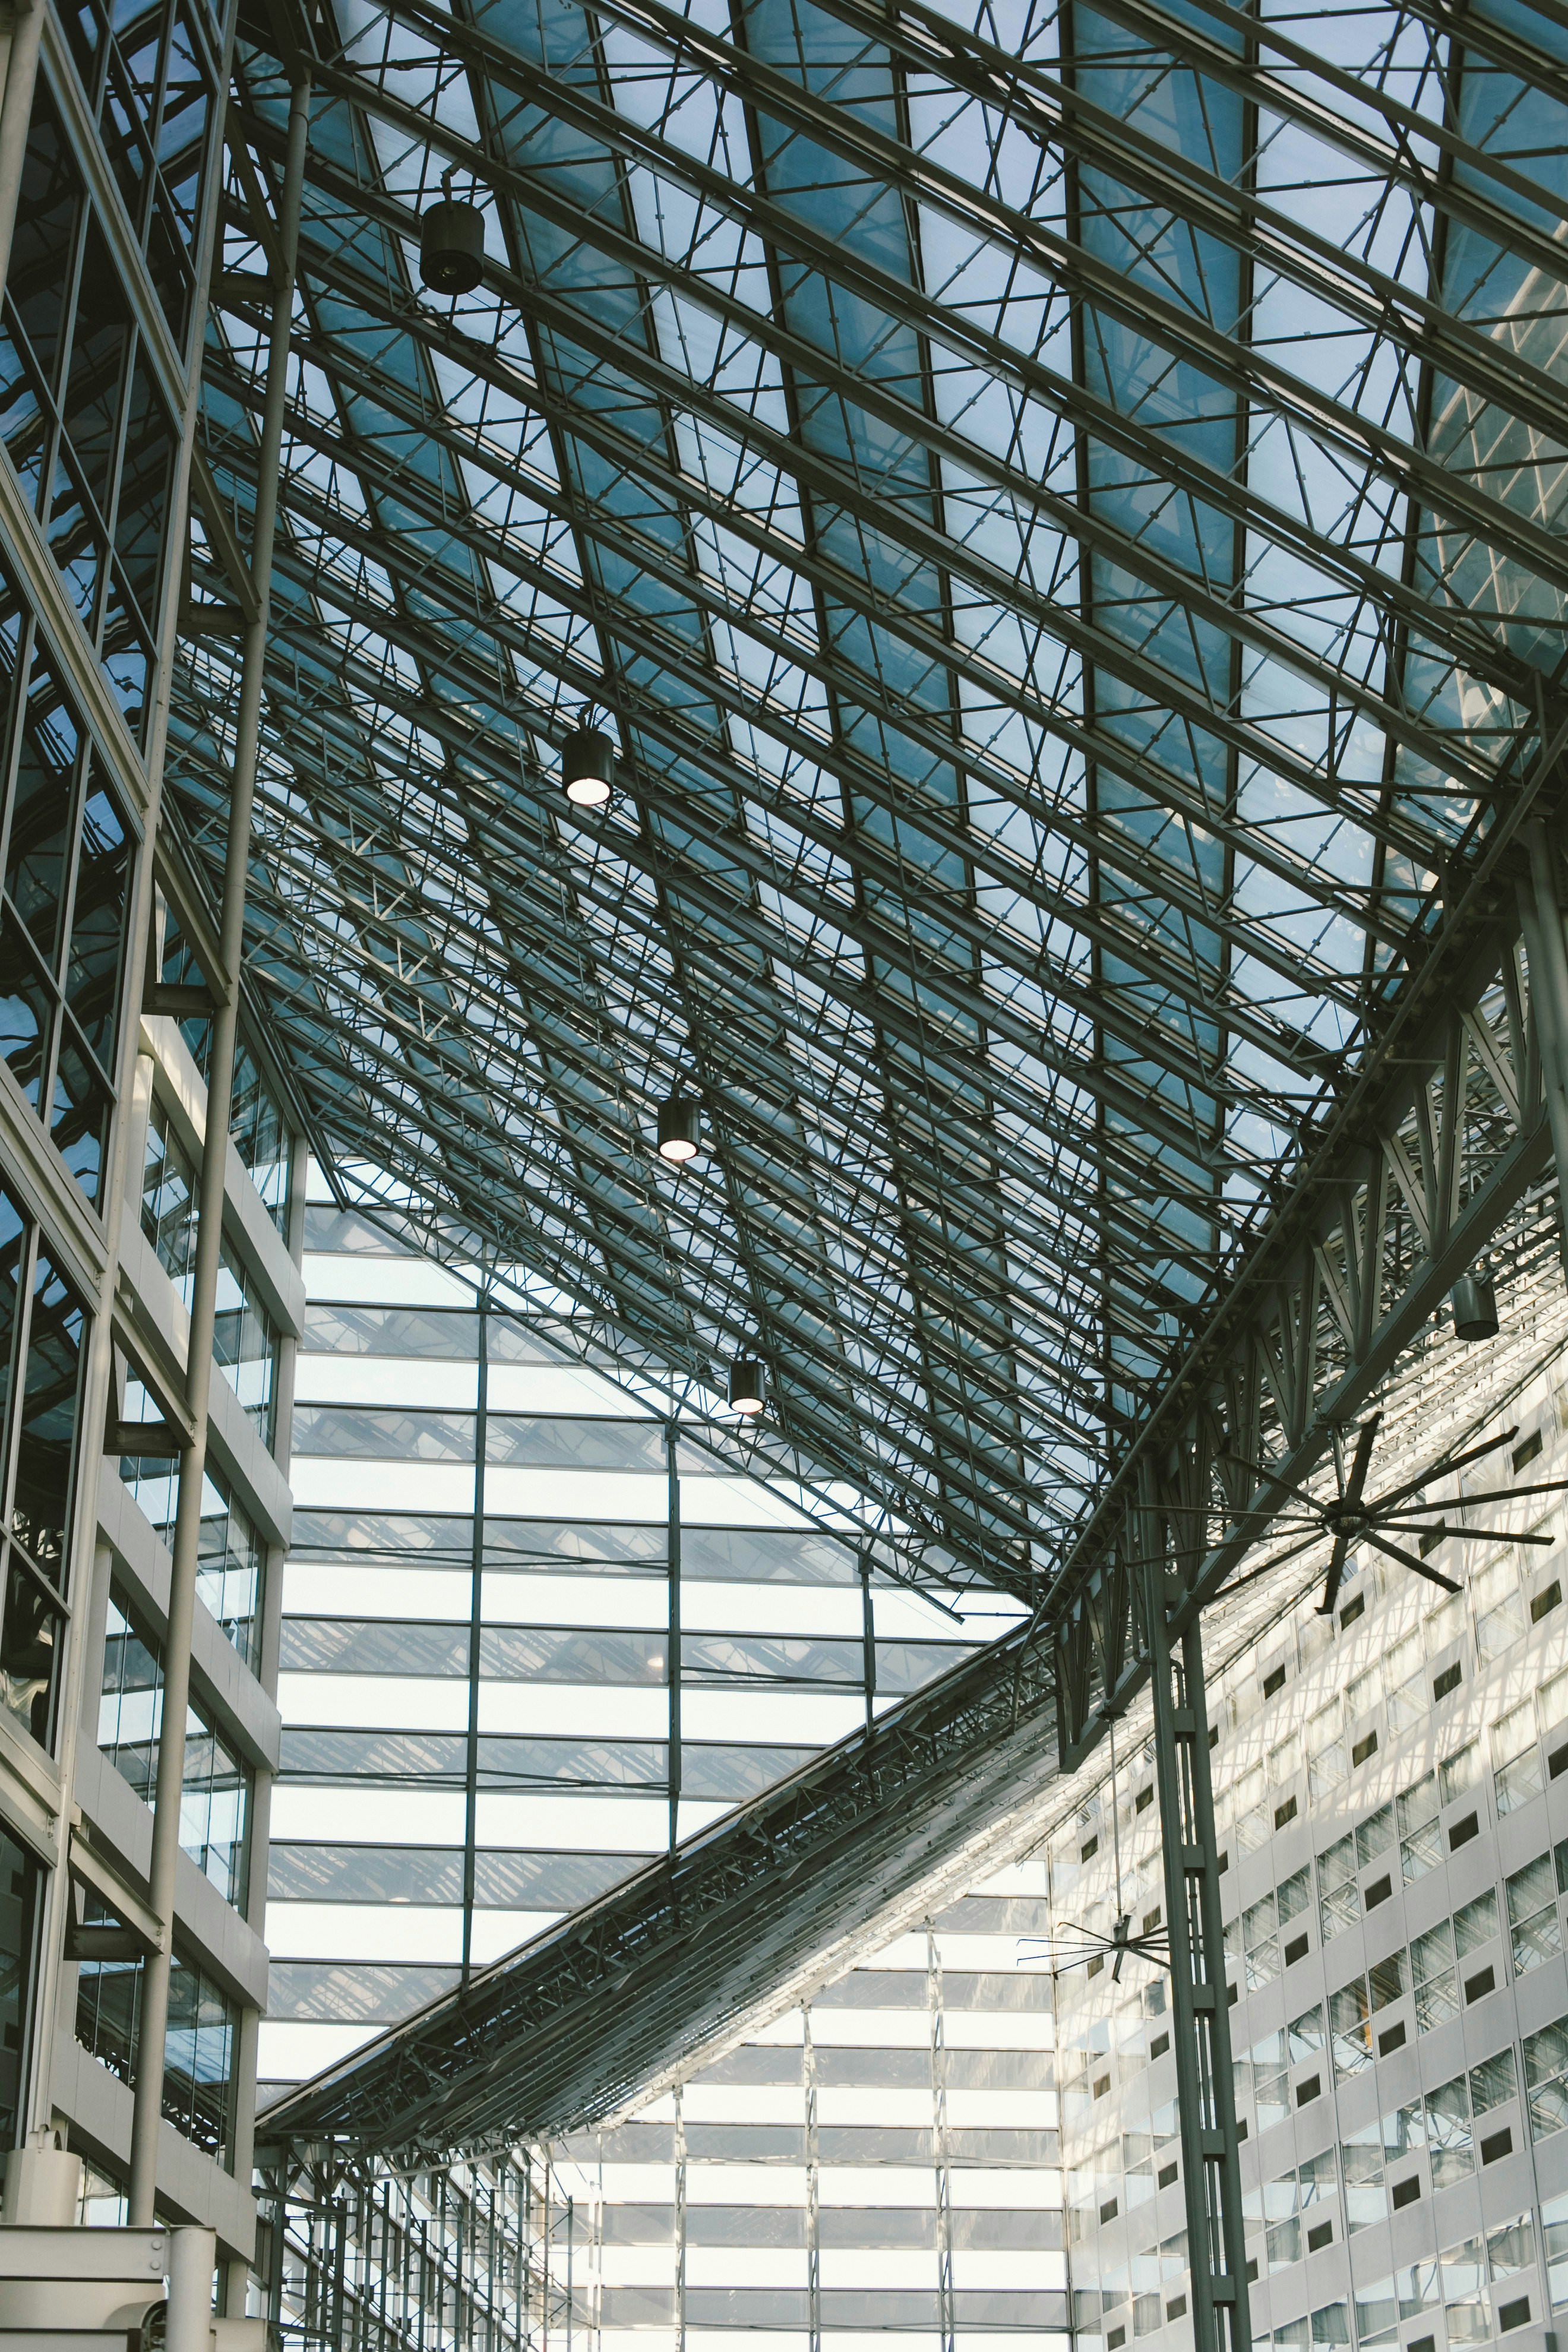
[728,1355,768,1417]
[419,169,485,295]
[1450,1269,1499,1341]
[561,721,614,808]
[657,1088,703,1164]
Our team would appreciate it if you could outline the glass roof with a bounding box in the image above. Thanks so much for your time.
[171,0,1568,1599]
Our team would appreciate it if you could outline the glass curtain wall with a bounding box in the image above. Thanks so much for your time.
[260,1177,1022,2094]
[554,1842,1066,2352]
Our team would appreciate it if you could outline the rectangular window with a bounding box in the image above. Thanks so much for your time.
[141,1092,197,1282]
[1329,1980,1370,2077]
[162,972,292,1237]
[0,1186,87,1749]
[1411,1921,1458,2033]
[1505,1853,1561,1976]
[0,93,173,729]
[228,1039,290,1234]
[1524,2021,1568,2144]
[0,572,134,1203]
[119,1452,264,1669]
[1543,2189,1568,2309]
[1425,2076,1475,2187]
[98,1591,250,1904]
[1317,1834,1358,1942]
[1491,1699,1542,1815]
[75,1937,236,2163]
[1454,1890,1498,1958]
[0,1814,40,2143]
[213,1237,279,1448]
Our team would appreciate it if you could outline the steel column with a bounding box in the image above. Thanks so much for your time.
[1142,1528,1250,2352]
[668,1421,682,1854]
[1520,823,1568,1282]
[463,1295,490,1985]
[0,0,43,286]
[127,72,311,2219]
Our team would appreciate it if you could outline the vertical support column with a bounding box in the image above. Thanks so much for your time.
[928,1925,954,2352]
[1520,822,1568,1280]
[804,2003,821,2352]
[0,0,44,283]
[463,1294,489,1984]
[166,2227,218,2352]
[673,2081,687,2352]
[667,1421,681,1854]
[128,75,311,2223]
[1142,1534,1250,2352]
[859,1553,875,1740]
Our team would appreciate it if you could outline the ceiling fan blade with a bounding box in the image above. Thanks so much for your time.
[1209,1528,1329,1602]
[1414,1478,1568,1509]
[1377,1520,1554,1545]
[1368,1425,1520,1514]
[1319,1531,1351,1617]
[1219,1452,1323,1510]
[1342,1413,1381,1510]
[1362,1528,1462,1594]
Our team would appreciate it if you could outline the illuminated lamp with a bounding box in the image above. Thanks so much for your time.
[562,725,614,808]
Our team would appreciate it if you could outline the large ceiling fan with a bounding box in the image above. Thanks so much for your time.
[1218,1414,1568,1616]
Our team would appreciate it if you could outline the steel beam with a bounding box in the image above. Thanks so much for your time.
[292,25,1568,641]
[1143,1531,1251,2352]
[202,381,1352,1105]
[206,239,1437,942]
[1050,755,1568,1768]
[200,340,1374,1074]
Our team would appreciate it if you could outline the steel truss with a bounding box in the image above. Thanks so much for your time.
[173,0,1568,1601]
[178,0,1568,2322]
[257,2139,576,2352]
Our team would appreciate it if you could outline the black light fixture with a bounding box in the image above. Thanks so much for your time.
[728,1355,767,1417]
[419,169,485,295]
[1450,1269,1499,1341]
[561,723,615,809]
[657,1089,702,1164]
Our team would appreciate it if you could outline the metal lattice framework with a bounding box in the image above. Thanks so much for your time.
[169,0,1568,1606]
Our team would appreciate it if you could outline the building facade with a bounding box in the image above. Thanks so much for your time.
[1053,1313,1568,2352]
[260,1185,1022,2095]
[0,0,306,2283]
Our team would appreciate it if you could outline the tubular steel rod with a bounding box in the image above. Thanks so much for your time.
[0,0,45,284]
[668,1420,682,1855]
[1142,1532,1251,2352]
[1520,824,1568,1283]
[463,1295,490,1985]
[127,71,311,2220]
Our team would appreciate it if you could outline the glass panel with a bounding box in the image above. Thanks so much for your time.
[213,1235,279,1445]
[163,1950,235,2161]
[98,1592,251,1895]
[5,649,80,964]
[63,773,131,1066]
[1,1551,65,1746]
[112,349,175,633]
[0,1816,40,2142]
[141,1095,200,1285]
[229,1039,290,1232]
[12,1240,84,1583]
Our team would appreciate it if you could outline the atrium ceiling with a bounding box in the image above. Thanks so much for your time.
[170,0,1568,1604]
